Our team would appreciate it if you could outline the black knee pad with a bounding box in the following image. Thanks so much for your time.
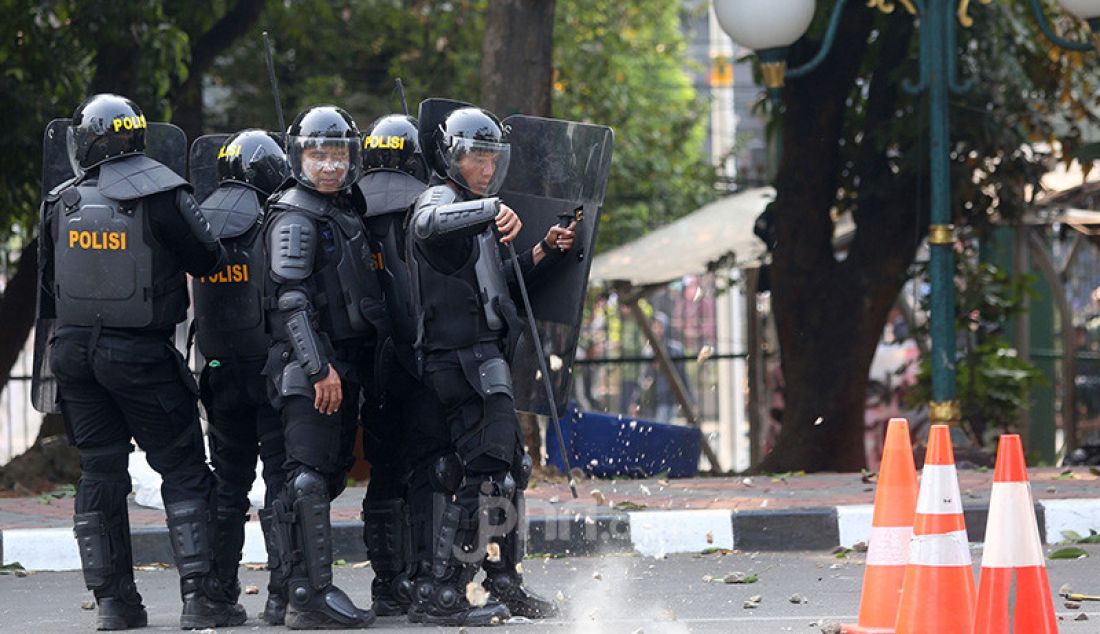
[429,453,464,495]
[78,444,131,484]
[289,468,327,501]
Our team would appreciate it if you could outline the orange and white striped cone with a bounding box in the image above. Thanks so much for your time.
[894,424,976,634]
[843,418,919,634]
[973,434,1057,634]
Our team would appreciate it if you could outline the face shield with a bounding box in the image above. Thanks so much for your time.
[65,126,85,178]
[443,137,511,197]
[288,136,361,193]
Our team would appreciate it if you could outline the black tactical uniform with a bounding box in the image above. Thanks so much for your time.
[261,105,383,629]
[37,94,246,630]
[190,129,290,624]
[406,107,561,626]
[355,114,451,617]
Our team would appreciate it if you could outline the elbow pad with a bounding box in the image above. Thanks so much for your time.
[279,289,325,377]
[175,189,219,250]
[413,197,500,242]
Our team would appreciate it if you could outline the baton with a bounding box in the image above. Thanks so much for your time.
[504,239,578,499]
[262,32,287,139]
[395,78,410,116]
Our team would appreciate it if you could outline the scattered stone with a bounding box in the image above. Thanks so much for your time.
[592,571,602,581]
[515,562,524,575]
[743,594,762,609]
[490,616,501,625]
[851,541,868,553]
[466,582,489,607]
[1075,613,1089,621]
[723,571,758,584]
[656,608,676,621]
[1065,601,1082,609]
[789,593,806,604]
[702,575,714,582]
[549,355,564,371]
[244,585,259,595]
[741,477,754,487]
[657,479,670,487]
[506,617,532,624]
[80,599,96,610]
[486,543,501,563]
[818,621,842,634]
[706,531,714,544]
[556,590,567,604]
[696,346,714,363]
[548,496,561,504]
[591,489,606,506]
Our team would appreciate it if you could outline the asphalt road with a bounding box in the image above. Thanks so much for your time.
[2,547,1097,633]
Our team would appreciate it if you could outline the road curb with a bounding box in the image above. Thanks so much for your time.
[3,499,1099,571]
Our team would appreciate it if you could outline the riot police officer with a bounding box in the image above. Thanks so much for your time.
[355,114,449,617]
[262,105,384,629]
[406,106,571,625]
[190,129,290,624]
[37,94,246,630]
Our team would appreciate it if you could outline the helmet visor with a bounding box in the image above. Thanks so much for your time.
[444,138,510,197]
[288,136,360,192]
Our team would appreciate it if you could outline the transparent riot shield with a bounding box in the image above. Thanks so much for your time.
[416,98,474,178]
[187,133,231,204]
[32,120,188,413]
[500,115,613,417]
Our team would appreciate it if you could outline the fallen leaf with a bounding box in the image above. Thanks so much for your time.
[1049,547,1089,560]
[352,561,372,569]
[696,345,714,364]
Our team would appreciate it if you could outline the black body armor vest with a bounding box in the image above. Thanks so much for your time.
[191,184,268,359]
[51,157,189,329]
[266,186,388,345]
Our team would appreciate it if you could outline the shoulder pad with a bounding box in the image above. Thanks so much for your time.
[97,155,188,201]
[45,175,79,202]
[267,209,317,282]
[272,186,332,219]
[200,183,263,240]
[357,169,428,218]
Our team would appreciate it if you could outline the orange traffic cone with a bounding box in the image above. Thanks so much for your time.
[894,424,976,634]
[843,418,919,634]
[973,434,1057,634]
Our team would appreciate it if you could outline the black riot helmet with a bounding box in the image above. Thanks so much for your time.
[433,107,510,197]
[286,105,361,193]
[216,129,289,196]
[363,114,428,182]
[67,94,147,176]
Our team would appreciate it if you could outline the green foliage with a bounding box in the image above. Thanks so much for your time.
[909,251,1044,441]
[207,0,487,132]
[0,1,189,240]
[554,0,717,251]
[210,0,716,252]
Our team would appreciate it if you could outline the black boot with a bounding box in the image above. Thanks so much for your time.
[362,497,413,616]
[74,512,148,631]
[281,471,375,629]
[409,503,510,627]
[484,457,558,616]
[165,500,248,630]
[259,507,288,625]
[212,507,247,603]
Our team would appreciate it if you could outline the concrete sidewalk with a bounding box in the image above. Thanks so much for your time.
[2,467,1099,570]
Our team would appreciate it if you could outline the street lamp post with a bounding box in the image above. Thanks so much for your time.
[714,0,1100,432]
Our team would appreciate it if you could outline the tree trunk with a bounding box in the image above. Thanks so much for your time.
[0,239,38,390]
[480,0,556,118]
[754,7,921,472]
[171,0,267,140]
